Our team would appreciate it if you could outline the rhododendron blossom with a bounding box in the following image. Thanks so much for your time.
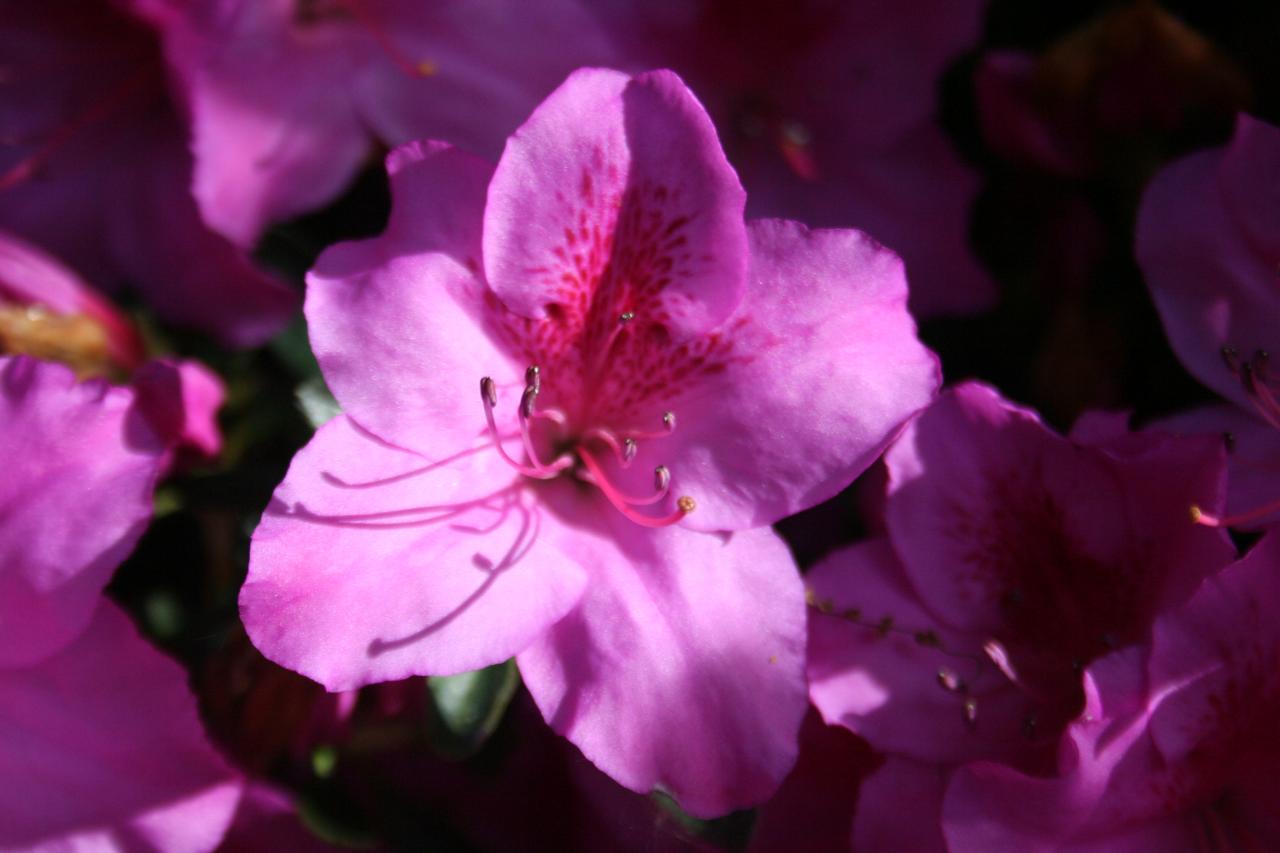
[1139,114,1280,529]
[241,68,938,814]
[943,530,1280,851]
[806,382,1234,846]
[0,356,240,851]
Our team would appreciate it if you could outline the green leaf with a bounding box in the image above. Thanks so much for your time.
[425,659,520,759]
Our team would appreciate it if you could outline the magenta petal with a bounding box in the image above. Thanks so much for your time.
[0,357,163,667]
[1145,531,1280,778]
[854,758,949,853]
[243,415,589,691]
[658,219,938,532]
[1137,114,1280,409]
[518,491,807,817]
[0,602,240,852]
[132,358,226,460]
[807,540,1033,766]
[307,140,513,455]
[483,68,748,335]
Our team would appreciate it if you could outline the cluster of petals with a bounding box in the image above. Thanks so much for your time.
[240,67,939,815]
[0,1,298,346]
[946,528,1280,850]
[806,381,1235,849]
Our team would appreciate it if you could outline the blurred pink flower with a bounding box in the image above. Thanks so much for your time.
[241,68,938,815]
[0,1,298,346]
[943,530,1280,851]
[0,230,225,461]
[806,382,1234,846]
[0,355,240,851]
[129,0,617,247]
[596,0,995,317]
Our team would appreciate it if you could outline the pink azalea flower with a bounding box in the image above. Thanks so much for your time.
[0,1,298,346]
[598,0,995,317]
[0,229,225,461]
[0,355,241,851]
[240,68,938,815]
[806,382,1234,845]
[943,530,1280,851]
[1138,114,1280,529]
[129,0,617,248]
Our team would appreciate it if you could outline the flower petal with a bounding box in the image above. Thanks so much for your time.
[0,357,163,667]
[518,486,807,817]
[647,218,938,532]
[0,602,241,852]
[855,758,949,853]
[152,1,371,247]
[483,68,748,336]
[307,140,517,455]
[243,414,589,691]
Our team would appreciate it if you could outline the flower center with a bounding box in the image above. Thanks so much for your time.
[477,360,696,528]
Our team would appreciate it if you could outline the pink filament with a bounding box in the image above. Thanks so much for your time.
[336,0,436,79]
[1191,498,1280,529]
[577,447,690,527]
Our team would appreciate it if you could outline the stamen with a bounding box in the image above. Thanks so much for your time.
[936,669,963,693]
[335,0,438,78]
[525,364,540,393]
[479,376,564,479]
[577,447,694,527]
[516,382,573,476]
[1,69,149,192]
[628,410,678,441]
[582,426,635,467]
[1191,498,1280,529]
[982,639,1021,685]
[653,465,670,494]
